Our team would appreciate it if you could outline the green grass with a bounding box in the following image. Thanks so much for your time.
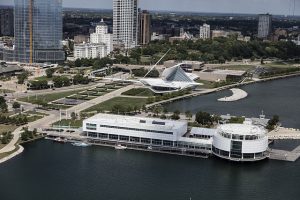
[52,119,83,128]
[122,88,154,97]
[82,97,148,113]
[18,89,85,104]
[33,76,52,81]
[0,89,14,93]
[0,144,20,159]
[0,124,17,134]
[196,80,217,89]
[215,65,256,71]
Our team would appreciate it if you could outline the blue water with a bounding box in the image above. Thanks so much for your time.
[1,77,300,200]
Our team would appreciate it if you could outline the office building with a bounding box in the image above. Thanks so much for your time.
[13,0,65,63]
[138,10,151,45]
[258,14,272,39]
[199,23,210,40]
[90,19,113,53]
[113,0,138,49]
[0,8,14,36]
[74,43,107,59]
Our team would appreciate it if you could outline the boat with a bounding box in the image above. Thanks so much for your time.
[53,137,67,143]
[147,146,153,150]
[115,144,127,150]
[72,142,91,147]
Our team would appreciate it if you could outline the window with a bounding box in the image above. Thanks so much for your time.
[99,133,108,139]
[130,136,140,143]
[163,140,173,146]
[152,139,162,145]
[119,135,129,141]
[86,123,96,130]
[141,138,151,144]
[100,125,173,135]
[109,134,118,140]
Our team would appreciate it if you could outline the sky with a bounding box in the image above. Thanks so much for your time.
[1,0,299,15]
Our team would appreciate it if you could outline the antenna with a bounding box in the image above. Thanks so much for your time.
[143,48,171,78]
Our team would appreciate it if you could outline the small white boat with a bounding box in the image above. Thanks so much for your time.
[54,137,67,143]
[72,142,91,147]
[147,146,152,150]
[115,144,127,150]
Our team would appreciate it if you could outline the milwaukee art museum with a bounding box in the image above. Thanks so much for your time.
[139,64,201,93]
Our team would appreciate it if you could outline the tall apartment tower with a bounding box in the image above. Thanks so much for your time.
[113,0,138,49]
[258,14,272,39]
[90,19,113,53]
[0,8,14,36]
[138,10,151,45]
[14,0,65,63]
[199,23,210,40]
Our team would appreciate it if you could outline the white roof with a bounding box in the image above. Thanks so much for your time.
[217,124,266,136]
[84,113,187,130]
[202,69,246,76]
[140,78,200,89]
[178,137,213,145]
[191,127,216,136]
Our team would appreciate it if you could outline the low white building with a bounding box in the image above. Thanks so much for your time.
[90,19,113,53]
[212,123,268,161]
[82,114,212,154]
[82,114,269,162]
[74,43,107,59]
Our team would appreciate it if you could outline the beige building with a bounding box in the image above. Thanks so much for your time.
[138,10,151,45]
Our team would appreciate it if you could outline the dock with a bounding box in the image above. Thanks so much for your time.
[269,145,300,162]
[268,127,300,140]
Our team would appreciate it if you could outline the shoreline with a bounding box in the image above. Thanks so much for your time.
[0,145,24,164]
[147,72,300,108]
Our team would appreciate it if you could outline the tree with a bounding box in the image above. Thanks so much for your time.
[17,71,29,84]
[185,111,192,120]
[71,112,77,120]
[46,68,55,78]
[266,115,280,131]
[195,111,213,125]
[0,96,8,112]
[13,102,21,109]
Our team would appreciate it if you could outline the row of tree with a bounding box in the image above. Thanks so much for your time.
[0,96,8,113]
[0,114,28,125]
[21,127,38,142]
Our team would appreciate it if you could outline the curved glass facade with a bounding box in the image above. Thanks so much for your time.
[14,0,64,63]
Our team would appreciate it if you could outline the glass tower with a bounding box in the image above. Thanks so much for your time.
[14,0,64,63]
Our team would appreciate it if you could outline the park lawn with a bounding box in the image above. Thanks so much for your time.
[0,89,15,93]
[52,119,83,128]
[196,80,216,89]
[18,89,85,104]
[122,88,154,97]
[83,97,148,113]
[0,124,18,134]
[215,65,256,71]
[33,76,53,82]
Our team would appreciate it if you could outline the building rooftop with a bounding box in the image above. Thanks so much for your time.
[85,113,187,130]
[217,124,266,136]
[202,69,246,76]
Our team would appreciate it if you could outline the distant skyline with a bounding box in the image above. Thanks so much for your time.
[1,0,299,15]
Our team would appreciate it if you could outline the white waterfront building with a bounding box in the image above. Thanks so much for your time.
[82,114,269,162]
[74,43,107,59]
[212,123,268,161]
[90,19,113,54]
[199,23,210,40]
[113,0,138,49]
[82,114,212,156]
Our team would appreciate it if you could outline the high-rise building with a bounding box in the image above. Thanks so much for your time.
[0,8,14,36]
[138,10,151,45]
[258,14,272,39]
[90,19,113,53]
[14,0,65,63]
[113,0,138,49]
[199,24,210,40]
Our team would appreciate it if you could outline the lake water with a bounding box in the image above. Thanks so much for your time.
[1,77,300,200]
[165,76,300,128]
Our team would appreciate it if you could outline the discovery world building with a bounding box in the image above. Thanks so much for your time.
[82,114,269,162]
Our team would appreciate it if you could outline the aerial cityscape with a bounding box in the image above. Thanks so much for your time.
[0,0,300,199]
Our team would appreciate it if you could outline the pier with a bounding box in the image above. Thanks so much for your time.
[218,88,248,102]
[269,145,300,162]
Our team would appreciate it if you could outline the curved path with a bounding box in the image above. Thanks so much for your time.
[218,88,248,102]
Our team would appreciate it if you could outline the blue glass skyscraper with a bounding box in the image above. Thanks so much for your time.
[14,0,64,63]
